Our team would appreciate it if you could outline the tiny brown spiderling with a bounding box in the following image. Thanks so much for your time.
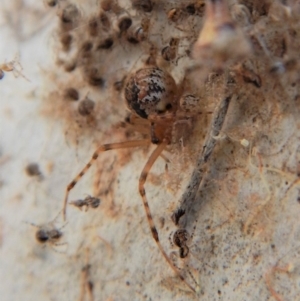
[60,4,80,24]
[84,68,105,87]
[45,0,57,8]
[79,41,94,59]
[78,98,95,116]
[36,228,62,244]
[100,0,122,14]
[131,0,153,13]
[118,15,133,33]
[69,195,101,211]
[60,33,73,52]
[25,163,42,177]
[99,11,111,29]
[88,17,100,37]
[64,87,79,101]
[28,217,65,247]
[97,37,114,50]
[161,38,181,63]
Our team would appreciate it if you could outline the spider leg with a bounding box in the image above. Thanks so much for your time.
[139,140,196,293]
[63,139,150,220]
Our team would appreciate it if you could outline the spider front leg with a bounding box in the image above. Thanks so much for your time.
[63,139,150,220]
[138,140,196,293]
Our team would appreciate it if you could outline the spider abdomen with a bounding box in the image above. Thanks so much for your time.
[125,67,178,119]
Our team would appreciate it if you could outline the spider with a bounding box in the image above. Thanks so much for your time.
[0,54,29,81]
[62,65,198,292]
[27,216,67,250]
[69,195,101,211]
[167,219,200,291]
[35,227,63,245]
[131,0,153,13]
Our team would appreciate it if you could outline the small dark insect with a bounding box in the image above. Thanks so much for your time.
[64,87,79,101]
[126,22,147,44]
[167,1,205,22]
[60,33,73,52]
[88,17,100,37]
[118,16,132,33]
[172,228,191,258]
[168,8,181,23]
[126,36,139,44]
[187,2,206,16]
[25,163,43,178]
[185,4,196,15]
[84,68,105,87]
[27,213,66,248]
[161,38,180,63]
[69,195,101,211]
[60,4,80,24]
[161,45,176,62]
[131,0,153,13]
[78,98,95,116]
[45,0,57,7]
[36,228,62,244]
[97,37,114,50]
[100,0,112,11]
[99,12,111,29]
[100,0,122,14]
[80,41,93,58]
[64,61,77,72]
